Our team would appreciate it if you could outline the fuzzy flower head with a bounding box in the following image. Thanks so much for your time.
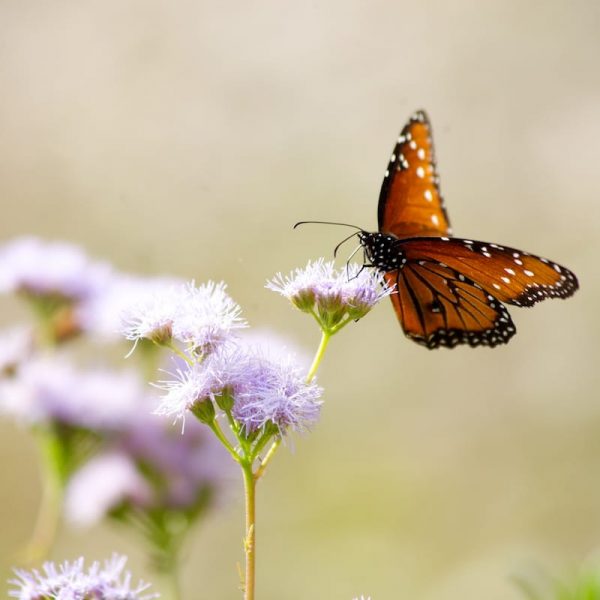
[267,259,394,330]
[121,280,246,355]
[156,345,322,436]
[0,327,34,378]
[78,274,184,342]
[9,554,158,599]
[0,357,145,430]
[0,237,111,302]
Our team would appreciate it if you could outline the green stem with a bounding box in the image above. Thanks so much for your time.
[254,438,280,481]
[306,330,331,383]
[165,341,193,366]
[241,464,256,600]
[207,420,240,463]
[161,558,182,600]
[21,432,64,563]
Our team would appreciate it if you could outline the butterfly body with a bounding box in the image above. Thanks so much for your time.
[356,110,579,349]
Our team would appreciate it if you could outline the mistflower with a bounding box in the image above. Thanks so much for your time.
[155,345,322,435]
[172,281,247,354]
[0,357,145,430]
[121,280,246,354]
[0,326,34,377]
[64,413,230,524]
[9,554,158,599]
[78,273,184,341]
[120,285,182,347]
[64,452,152,526]
[0,237,111,301]
[266,258,394,328]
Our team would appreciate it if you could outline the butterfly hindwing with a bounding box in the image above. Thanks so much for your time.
[378,110,451,239]
[384,261,516,349]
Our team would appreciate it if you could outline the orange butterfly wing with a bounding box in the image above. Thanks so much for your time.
[398,237,579,307]
[384,262,516,349]
[378,110,451,239]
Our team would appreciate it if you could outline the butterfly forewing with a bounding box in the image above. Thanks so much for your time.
[398,237,579,307]
[378,110,450,239]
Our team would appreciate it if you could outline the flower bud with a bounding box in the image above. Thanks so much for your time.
[190,397,215,424]
[215,385,235,412]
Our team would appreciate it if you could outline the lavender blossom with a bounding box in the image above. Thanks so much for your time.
[156,345,322,435]
[0,237,111,302]
[172,281,246,353]
[64,414,230,525]
[78,273,184,341]
[64,452,152,526]
[266,259,394,327]
[0,357,144,430]
[121,281,246,354]
[0,327,34,377]
[9,554,158,599]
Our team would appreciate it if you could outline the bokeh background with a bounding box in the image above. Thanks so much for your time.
[0,1,599,598]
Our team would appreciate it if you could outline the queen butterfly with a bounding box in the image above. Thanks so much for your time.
[300,110,579,349]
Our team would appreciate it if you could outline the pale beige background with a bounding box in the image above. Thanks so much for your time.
[0,1,598,599]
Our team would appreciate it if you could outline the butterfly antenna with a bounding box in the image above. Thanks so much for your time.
[333,231,360,258]
[294,220,363,231]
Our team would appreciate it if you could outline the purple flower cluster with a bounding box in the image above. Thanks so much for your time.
[64,415,230,525]
[0,237,111,302]
[121,281,246,355]
[0,357,143,429]
[0,327,34,377]
[78,273,184,342]
[156,345,322,435]
[266,259,393,328]
[9,554,158,599]
[0,351,229,522]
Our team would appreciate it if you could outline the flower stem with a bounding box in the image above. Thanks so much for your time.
[241,464,256,600]
[21,432,64,563]
[162,558,182,600]
[207,420,240,463]
[306,329,331,383]
[254,438,280,481]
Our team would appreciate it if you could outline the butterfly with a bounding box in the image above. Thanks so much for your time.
[300,110,579,349]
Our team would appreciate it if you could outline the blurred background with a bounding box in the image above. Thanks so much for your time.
[0,1,599,598]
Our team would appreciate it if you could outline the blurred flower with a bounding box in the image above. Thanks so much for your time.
[64,452,152,526]
[0,237,111,302]
[352,597,372,600]
[9,554,158,599]
[78,273,184,342]
[156,345,322,435]
[64,414,230,526]
[0,326,34,377]
[121,281,246,354]
[0,356,143,430]
[266,259,393,328]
